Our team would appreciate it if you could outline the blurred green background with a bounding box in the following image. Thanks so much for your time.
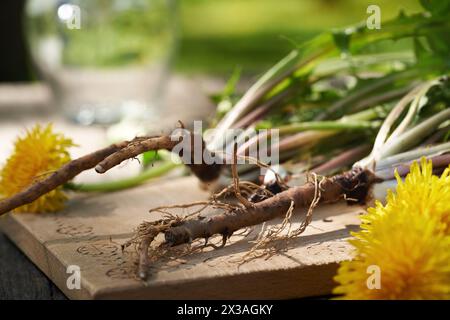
[0,0,423,82]
[176,0,421,75]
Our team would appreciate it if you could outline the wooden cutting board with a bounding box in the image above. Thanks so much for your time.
[0,176,365,299]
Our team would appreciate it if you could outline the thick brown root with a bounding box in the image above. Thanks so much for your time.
[95,132,223,183]
[129,167,376,279]
[0,128,223,215]
[166,168,374,246]
[95,136,177,174]
[0,141,130,215]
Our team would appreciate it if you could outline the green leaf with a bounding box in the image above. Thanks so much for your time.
[417,77,450,120]
[142,150,161,167]
[427,34,450,56]
[444,129,450,141]
[221,67,242,99]
[414,37,428,58]
[419,0,450,16]
[332,28,354,56]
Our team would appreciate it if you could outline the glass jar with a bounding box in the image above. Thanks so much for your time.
[25,0,177,126]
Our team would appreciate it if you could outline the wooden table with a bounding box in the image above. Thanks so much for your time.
[0,232,67,299]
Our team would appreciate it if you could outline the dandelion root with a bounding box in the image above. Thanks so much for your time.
[132,167,376,279]
[0,130,223,215]
[0,141,129,215]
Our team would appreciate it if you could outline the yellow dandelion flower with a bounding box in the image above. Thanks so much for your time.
[0,124,75,213]
[392,157,450,234]
[333,158,450,299]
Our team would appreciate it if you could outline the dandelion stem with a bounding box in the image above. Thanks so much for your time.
[65,161,180,193]
[376,141,450,170]
[380,108,450,159]
[278,120,380,135]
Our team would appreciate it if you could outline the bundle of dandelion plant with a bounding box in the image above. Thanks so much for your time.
[0,1,449,279]
[69,1,450,192]
[207,1,450,180]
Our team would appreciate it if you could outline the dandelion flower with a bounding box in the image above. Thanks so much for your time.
[392,158,450,233]
[333,158,450,299]
[0,124,75,213]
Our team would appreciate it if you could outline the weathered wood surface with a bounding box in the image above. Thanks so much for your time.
[0,176,364,299]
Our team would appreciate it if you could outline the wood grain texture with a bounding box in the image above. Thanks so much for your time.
[0,176,364,299]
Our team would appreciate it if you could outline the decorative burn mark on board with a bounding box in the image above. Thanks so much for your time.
[306,238,350,257]
[105,266,136,280]
[56,224,93,237]
[73,227,258,280]
[76,240,137,280]
[76,242,118,257]
[54,217,94,238]
[50,217,138,280]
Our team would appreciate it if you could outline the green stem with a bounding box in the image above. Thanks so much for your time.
[277,104,388,135]
[341,104,391,121]
[376,141,450,170]
[64,161,180,193]
[380,107,450,159]
[315,69,418,120]
[278,120,380,135]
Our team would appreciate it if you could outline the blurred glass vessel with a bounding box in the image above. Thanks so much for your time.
[26,0,177,125]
